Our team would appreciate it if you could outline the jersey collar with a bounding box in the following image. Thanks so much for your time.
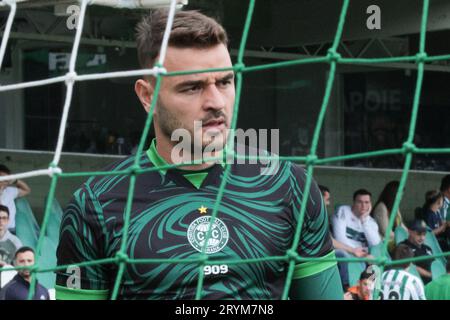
[146,139,226,173]
[146,139,225,189]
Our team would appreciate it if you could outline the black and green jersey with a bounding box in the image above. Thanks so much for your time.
[55,142,335,300]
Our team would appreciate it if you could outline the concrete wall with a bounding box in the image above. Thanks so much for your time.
[0,149,446,224]
[0,149,122,222]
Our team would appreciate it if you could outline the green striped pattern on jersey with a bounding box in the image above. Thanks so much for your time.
[380,269,426,300]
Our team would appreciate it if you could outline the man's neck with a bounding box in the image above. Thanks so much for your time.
[409,239,421,247]
[155,137,220,171]
[0,229,7,239]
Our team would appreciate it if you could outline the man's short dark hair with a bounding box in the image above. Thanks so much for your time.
[440,175,450,193]
[136,9,228,69]
[359,267,375,281]
[318,185,330,194]
[393,244,414,269]
[353,189,372,201]
[0,204,9,217]
[0,164,11,175]
[14,246,35,260]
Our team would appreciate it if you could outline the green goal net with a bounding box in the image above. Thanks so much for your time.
[0,0,449,300]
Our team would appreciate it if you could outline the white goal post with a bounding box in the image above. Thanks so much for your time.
[0,0,188,9]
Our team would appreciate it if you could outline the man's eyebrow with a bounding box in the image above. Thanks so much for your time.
[174,72,235,91]
[219,72,235,82]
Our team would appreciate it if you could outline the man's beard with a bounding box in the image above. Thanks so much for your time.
[155,99,228,152]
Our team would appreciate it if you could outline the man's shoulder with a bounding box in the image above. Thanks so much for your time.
[76,153,155,197]
[4,231,21,247]
[232,144,293,177]
[3,186,18,198]
[334,205,352,219]
[36,282,50,298]
[364,215,378,225]
[399,239,414,248]
[372,202,388,215]
[422,243,433,253]
[406,272,425,289]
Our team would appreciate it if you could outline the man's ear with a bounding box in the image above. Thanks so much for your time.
[135,78,154,113]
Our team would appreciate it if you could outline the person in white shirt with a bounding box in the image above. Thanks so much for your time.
[333,189,381,250]
[439,175,450,221]
[319,185,369,289]
[0,205,22,267]
[0,164,31,234]
[332,189,381,289]
[379,243,426,300]
[438,175,450,249]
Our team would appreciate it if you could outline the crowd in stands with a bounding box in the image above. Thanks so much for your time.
[320,174,450,300]
[0,164,49,300]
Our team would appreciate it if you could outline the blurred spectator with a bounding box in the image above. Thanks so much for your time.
[422,190,448,251]
[439,175,450,243]
[319,185,370,289]
[380,244,426,300]
[344,268,374,300]
[425,258,450,300]
[0,247,49,300]
[318,185,331,207]
[0,164,31,234]
[439,175,450,221]
[0,205,22,267]
[371,181,406,251]
[332,189,380,289]
[399,220,434,284]
[332,189,381,250]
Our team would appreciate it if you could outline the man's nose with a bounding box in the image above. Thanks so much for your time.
[202,84,226,111]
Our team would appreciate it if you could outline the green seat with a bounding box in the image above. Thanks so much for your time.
[44,198,63,243]
[431,260,446,280]
[394,226,408,244]
[370,243,391,261]
[425,231,447,266]
[15,198,39,234]
[348,261,365,287]
[15,198,39,249]
[408,263,422,279]
[36,236,57,291]
[45,197,63,221]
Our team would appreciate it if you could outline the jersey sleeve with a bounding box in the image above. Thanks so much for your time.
[410,276,426,300]
[55,185,111,300]
[289,164,336,280]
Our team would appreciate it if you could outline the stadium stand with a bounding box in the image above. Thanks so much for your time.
[14,198,39,249]
[394,226,408,244]
[425,231,447,266]
[431,259,446,280]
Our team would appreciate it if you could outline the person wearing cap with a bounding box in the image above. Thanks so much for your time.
[399,220,435,285]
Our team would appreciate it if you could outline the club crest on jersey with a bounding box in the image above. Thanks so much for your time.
[187,215,229,254]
